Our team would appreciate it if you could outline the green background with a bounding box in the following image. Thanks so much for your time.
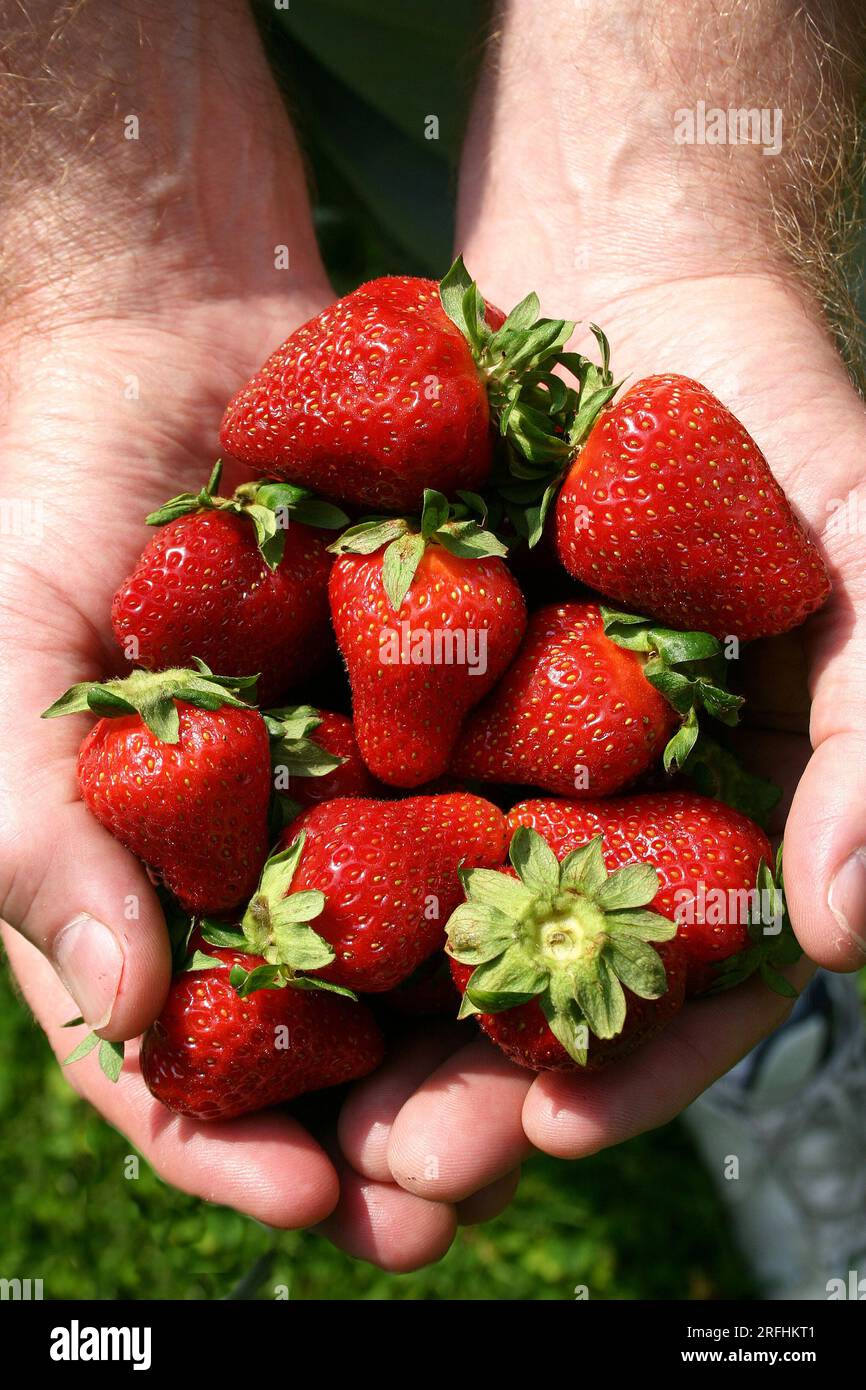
[1,0,862,1302]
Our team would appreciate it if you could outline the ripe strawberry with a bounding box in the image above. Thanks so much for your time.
[256,793,509,992]
[140,932,384,1120]
[220,259,577,511]
[264,705,376,813]
[554,374,830,641]
[449,948,686,1071]
[329,491,528,787]
[506,793,795,995]
[446,795,800,1071]
[112,463,346,706]
[43,665,271,914]
[451,602,743,797]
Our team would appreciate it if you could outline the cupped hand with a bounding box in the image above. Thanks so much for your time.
[339,241,866,1206]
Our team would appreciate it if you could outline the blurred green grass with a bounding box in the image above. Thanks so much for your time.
[0,959,753,1300]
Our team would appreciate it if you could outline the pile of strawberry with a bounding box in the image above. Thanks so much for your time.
[46,260,829,1118]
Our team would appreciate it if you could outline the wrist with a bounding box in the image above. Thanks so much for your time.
[458,0,864,317]
[0,0,327,331]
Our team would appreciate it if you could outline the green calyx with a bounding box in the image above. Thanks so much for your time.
[440,257,621,546]
[601,607,745,773]
[41,659,259,743]
[329,487,509,610]
[706,846,802,999]
[264,706,344,782]
[441,259,621,481]
[146,460,349,570]
[62,1024,125,1083]
[446,826,676,1064]
[187,835,356,1001]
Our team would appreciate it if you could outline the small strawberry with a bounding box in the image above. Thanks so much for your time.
[140,930,384,1121]
[451,601,743,797]
[329,490,528,787]
[42,664,271,914]
[446,795,801,1071]
[220,259,578,511]
[264,705,376,814]
[112,462,347,705]
[252,793,509,992]
[554,373,830,641]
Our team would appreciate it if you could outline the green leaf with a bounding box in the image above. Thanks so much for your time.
[539,992,590,1065]
[269,921,334,971]
[434,520,509,560]
[558,837,607,896]
[509,826,560,898]
[63,1031,101,1066]
[608,908,677,942]
[460,866,535,920]
[663,707,701,773]
[183,950,224,972]
[98,1039,125,1083]
[328,517,410,555]
[444,900,516,964]
[574,957,627,1040]
[420,489,450,538]
[607,937,668,1000]
[595,862,660,911]
[467,946,547,1001]
[382,531,426,609]
[439,255,476,340]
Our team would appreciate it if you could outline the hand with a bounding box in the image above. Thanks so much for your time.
[0,0,502,1269]
[339,0,866,1204]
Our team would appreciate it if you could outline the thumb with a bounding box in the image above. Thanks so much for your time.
[784,598,866,971]
[1,711,172,1041]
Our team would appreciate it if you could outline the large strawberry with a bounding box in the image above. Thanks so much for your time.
[554,374,830,641]
[141,931,384,1120]
[251,793,509,993]
[42,665,271,914]
[506,793,798,996]
[451,602,743,797]
[112,462,346,706]
[219,259,578,511]
[264,705,376,815]
[329,490,528,787]
[446,794,800,1071]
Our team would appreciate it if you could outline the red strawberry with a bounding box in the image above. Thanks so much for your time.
[452,602,675,797]
[329,492,528,787]
[446,795,800,1071]
[220,259,577,511]
[264,705,376,812]
[258,793,509,992]
[140,933,384,1121]
[449,946,686,1071]
[507,793,790,995]
[451,602,745,797]
[112,464,345,706]
[43,666,271,914]
[554,374,830,641]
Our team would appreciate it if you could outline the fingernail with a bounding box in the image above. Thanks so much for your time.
[828,849,866,958]
[52,914,124,1029]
